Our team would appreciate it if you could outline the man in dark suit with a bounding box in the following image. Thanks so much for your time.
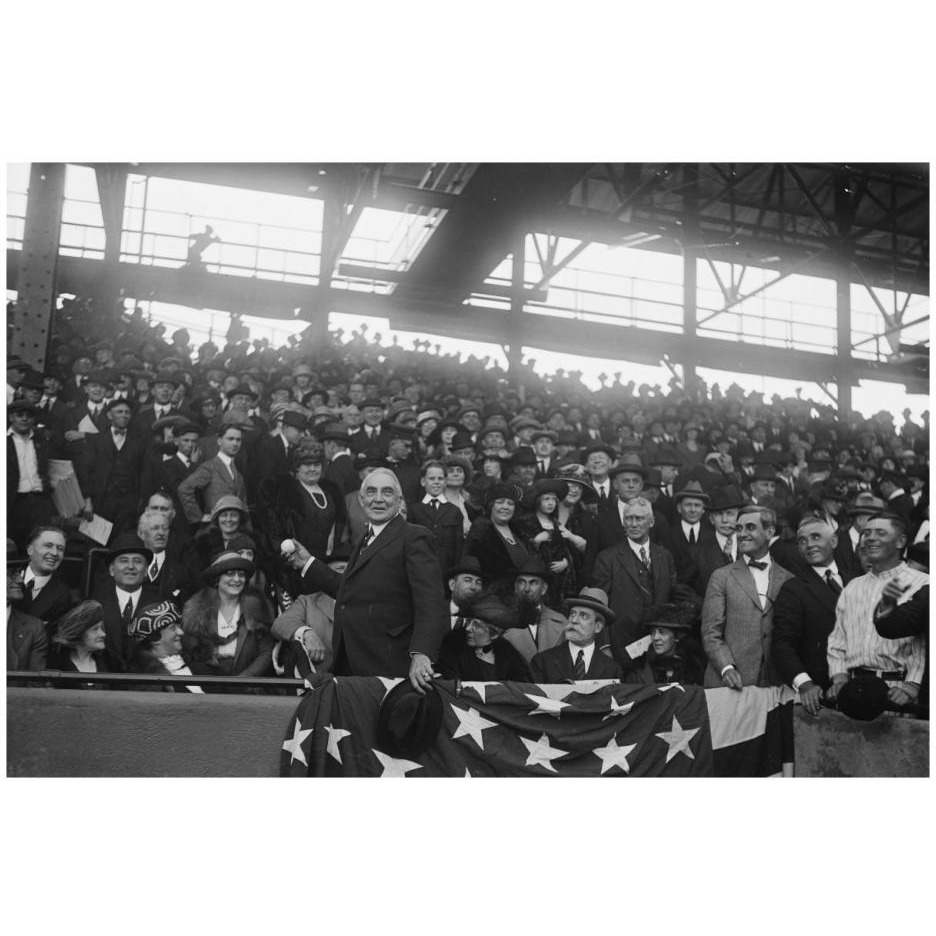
[591,497,682,668]
[77,398,147,534]
[319,424,360,497]
[285,467,448,692]
[149,419,202,503]
[89,533,159,671]
[530,587,622,682]
[254,409,307,486]
[385,423,422,503]
[348,397,390,455]
[772,517,852,715]
[878,472,916,529]
[133,371,184,438]
[701,505,793,689]
[137,509,197,607]
[60,369,111,461]
[15,525,73,629]
[7,401,57,547]
[648,448,681,525]
[834,493,884,578]
[693,484,746,598]
[7,553,49,671]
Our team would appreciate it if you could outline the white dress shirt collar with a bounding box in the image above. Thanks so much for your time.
[568,641,596,671]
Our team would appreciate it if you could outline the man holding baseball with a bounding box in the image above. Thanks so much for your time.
[280,467,448,694]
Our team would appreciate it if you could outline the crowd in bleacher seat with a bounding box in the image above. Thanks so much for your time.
[5,294,929,722]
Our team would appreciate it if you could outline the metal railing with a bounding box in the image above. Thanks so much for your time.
[7,670,308,693]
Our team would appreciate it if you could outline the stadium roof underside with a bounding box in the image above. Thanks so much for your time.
[7,162,929,398]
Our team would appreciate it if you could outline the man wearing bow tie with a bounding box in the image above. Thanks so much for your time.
[701,505,793,689]
[77,399,146,534]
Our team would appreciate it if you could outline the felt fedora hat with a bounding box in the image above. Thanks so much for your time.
[376,679,444,760]
[561,586,615,626]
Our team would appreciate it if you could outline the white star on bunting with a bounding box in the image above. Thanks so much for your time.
[282,722,313,768]
[373,749,423,777]
[461,681,500,704]
[593,736,638,775]
[524,692,571,717]
[602,696,636,721]
[655,715,700,764]
[567,678,616,695]
[377,677,404,698]
[520,733,569,773]
[536,684,578,702]
[324,724,351,763]
[450,704,498,750]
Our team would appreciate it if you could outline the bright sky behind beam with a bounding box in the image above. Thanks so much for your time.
[5,162,929,421]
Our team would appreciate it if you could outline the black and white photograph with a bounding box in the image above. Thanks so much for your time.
[3,4,932,933]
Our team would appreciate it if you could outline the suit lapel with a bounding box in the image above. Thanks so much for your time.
[766,562,788,601]
[346,515,403,577]
[730,560,762,609]
[617,544,643,589]
[802,568,837,612]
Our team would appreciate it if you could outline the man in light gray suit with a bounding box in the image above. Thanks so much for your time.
[177,423,247,526]
[501,556,566,664]
[701,505,793,688]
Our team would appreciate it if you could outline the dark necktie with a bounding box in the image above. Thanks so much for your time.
[639,546,651,570]
[748,559,768,571]
[431,498,440,512]
[361,525,374,550]
[454,615,467,629]
[573,649,586,680]
[538,460,546,474]
[825,569,842,596]
[723,535,734,564]
[688,526,697,546]
[149,558,159,582]
[598,487,608,504]
[24,578,35,601]
[121,596,134,627]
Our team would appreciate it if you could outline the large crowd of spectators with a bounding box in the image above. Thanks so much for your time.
[6,293,929,726]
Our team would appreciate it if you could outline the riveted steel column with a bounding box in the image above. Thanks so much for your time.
[12,163,66,370]
[506,232,525,375]
[833,168,854,418]
[94,164,129,316]
[682,164,699,386]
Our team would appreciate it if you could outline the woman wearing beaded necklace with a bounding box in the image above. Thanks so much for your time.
[263,444,347,562]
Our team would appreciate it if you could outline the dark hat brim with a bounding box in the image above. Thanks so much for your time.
[836,674,889,721]
[376,680,443,760]
[106,544,154,564]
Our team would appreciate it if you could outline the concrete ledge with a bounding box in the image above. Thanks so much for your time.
[793,706,929,777]
[7,688,929,777]
[7,688,298,777]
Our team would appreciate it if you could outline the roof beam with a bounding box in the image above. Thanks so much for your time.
[9,250,924,393]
